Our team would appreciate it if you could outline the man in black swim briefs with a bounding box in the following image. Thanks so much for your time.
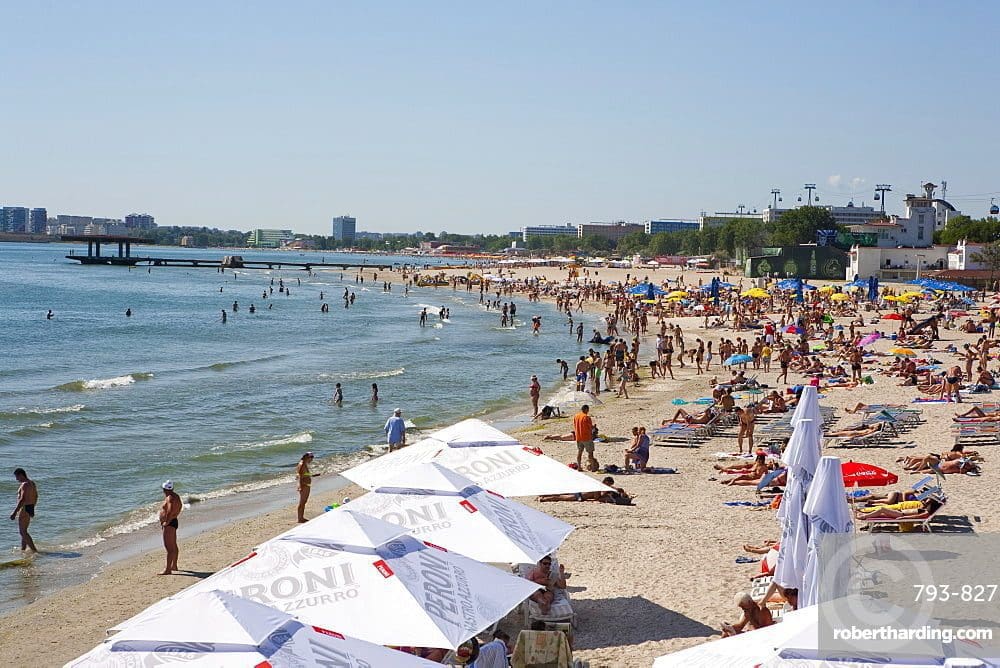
[159,480,182,575]
[10,468,38,552]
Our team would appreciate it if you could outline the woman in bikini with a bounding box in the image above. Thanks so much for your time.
[296,451,317,523]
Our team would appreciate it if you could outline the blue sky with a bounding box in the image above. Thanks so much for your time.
[2,1,998,235]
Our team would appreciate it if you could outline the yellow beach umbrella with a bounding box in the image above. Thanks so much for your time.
[901,291,925,299]
[741,288,770,299]
[830,293,850,302]
[818,285,835,293]
[889,347,916,357]
[667,290,689,299]
[641,299,659,304]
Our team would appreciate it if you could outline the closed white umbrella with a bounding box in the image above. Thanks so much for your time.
[799,456,854,608]
[790,385,821,427]
[346,463,574,563]
[70,590,440,667]
[115,510,540,651]
[774,418,822,592]
[342,438,611,497]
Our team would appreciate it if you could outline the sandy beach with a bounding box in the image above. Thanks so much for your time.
[2,264,994,667]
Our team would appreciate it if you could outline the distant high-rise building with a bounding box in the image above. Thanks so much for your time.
[29,208,47,233]
[1,207,29,233]
[125,213,156,229]
[331,216,357,243]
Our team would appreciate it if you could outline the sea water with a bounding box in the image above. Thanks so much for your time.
[0,242,584,612]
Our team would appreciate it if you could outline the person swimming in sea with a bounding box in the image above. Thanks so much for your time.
[248,304,256,313]
[220,309,227,323]
[333,382,343,405]
[46,310,53,320]
[371,383,379,403]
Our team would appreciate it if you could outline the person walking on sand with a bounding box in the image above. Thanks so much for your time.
[158,481,182,574]
[10,468,38,553]
[529,375,542,417]
[777,345,792,385]
[296,452,317,523]
[384,408,406,451]
[574,405,596,470]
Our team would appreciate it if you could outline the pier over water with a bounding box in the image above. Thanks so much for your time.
[61,235,395,270]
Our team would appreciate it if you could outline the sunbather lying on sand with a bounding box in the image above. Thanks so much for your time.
[666,407,716,424]
[827,423,882,438]
[856,496,943,519]
[742,540,777,554]
[897,445,981,471]
[721,592,774,637]
[844,402,903,414]
[954,406,1000,421]
[911,458,980,475]
[538,477,632,504]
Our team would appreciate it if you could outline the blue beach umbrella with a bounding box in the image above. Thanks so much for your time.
[722,354,753,366]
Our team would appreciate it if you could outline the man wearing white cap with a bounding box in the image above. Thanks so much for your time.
[384,408,406,452]
[158,480,182,575]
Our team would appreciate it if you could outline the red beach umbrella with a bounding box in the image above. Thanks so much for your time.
[883,313,903,321]
[841,461,898,487]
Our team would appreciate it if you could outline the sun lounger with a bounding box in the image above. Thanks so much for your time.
[856,495,947,533]
[515,562,575,627]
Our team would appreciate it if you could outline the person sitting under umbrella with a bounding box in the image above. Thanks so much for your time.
[526,555,567,615]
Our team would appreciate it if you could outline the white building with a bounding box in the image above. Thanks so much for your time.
[847,191,959,248]
[948,240,987,270]
[846,245,951,281]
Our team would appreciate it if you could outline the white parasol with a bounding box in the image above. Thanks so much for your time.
[114,510,540,651]
[341,438,611,496]
[69,590,441,667]
[345,463,574,563]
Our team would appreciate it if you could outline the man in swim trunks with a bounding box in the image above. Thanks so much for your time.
[10,468,38,552]
[159,480,182,575]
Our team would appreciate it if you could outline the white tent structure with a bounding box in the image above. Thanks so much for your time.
[341,433,611,497]
[345,463,574,563]
[773,417,822,592]
[115,510,540,651]
[70,590,440,668]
